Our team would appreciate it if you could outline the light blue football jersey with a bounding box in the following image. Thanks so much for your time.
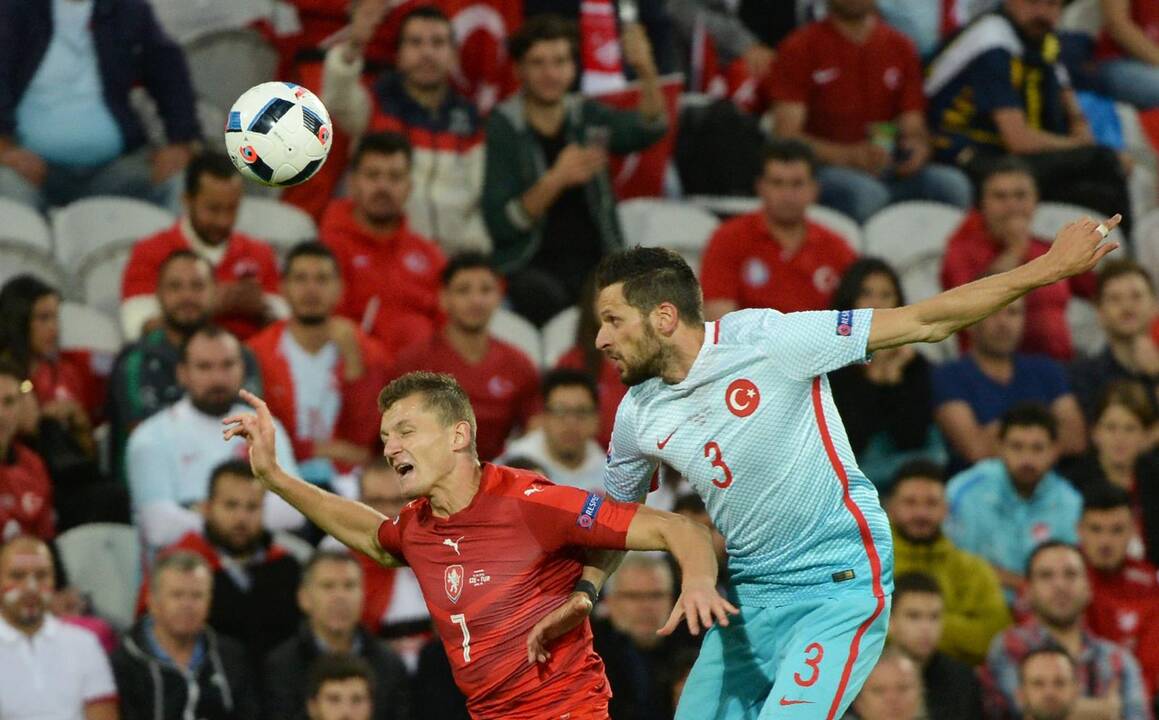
[605,308,894,607]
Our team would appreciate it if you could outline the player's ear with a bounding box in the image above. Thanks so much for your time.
[653,302,679,336]
[451,419,473,453]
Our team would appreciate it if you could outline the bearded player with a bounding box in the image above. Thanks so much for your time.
[533,214,1121,719]
[223,371,736,719]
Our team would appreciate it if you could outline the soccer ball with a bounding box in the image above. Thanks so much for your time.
[223,81,333,187]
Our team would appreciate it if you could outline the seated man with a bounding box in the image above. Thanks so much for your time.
[126,325,302,555]
[247,242,388,484]
[323,5,489,254]
[121,153,285,342]
[1078,483,1159,695]
[846,647,924,720]
[768,0,973,223]
[306,654,377,720]
[107,250,262,483]
[887,573,983,720]
[1096,0,1159,110]
[155,460,303,666]
[886,460,1010,665]
[0,360,53,541]
[1016,648,1082,720]
[941,157,1096,361]
[500,369,605,492]
[982,541,1149,719]
[932,298,1086,471]
[0,535,118,719]
[0,0,197,211]
[264,551,411,720]
[925,0,1130,226]
[320,132,446,358]
[700,140,857,318]
[946,404,1083,597]
[1069,259,1159,424]
[388,253,539,461]
[481,15,667,325]
[112,551,256,720]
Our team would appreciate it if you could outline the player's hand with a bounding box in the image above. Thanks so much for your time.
[222,389,281,481]
[0,147,47,186]
[526,591,593,664]
[1041,214,1121,282]
[658,578,739,637]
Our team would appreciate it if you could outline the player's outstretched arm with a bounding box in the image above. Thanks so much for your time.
[624,506,739,636]
[223,390,403,568]
[867,214,1120,352]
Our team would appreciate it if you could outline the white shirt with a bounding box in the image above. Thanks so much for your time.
[126,396,305,553]
[500,429,607,494]
[279,331,341,443]
[0,615,116,720]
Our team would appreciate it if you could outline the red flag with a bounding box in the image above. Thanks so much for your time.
[590,75,683,199]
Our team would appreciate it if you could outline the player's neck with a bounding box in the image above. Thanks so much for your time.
[661,324,707,384]
[429,461,483,518]
[444,324,489,364]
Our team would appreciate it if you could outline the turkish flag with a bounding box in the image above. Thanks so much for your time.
[589,74,684,199]
[441,0,522,113]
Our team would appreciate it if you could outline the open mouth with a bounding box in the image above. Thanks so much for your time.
[396,463,415,479]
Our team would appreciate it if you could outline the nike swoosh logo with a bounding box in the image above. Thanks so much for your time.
[779,698,814,706]
[657,428,677,450]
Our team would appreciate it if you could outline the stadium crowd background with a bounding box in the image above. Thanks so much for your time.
[3,0,1159,718]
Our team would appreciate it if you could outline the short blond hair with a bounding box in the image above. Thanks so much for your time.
[377,371,477,452]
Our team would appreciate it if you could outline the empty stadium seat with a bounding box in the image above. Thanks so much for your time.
[617,198,721,255]
[52,196,173,272]
[55,523,141,630]
[806,205,863,251]
[1067,297,1107,358]
[1033,202,1126,246]
[542,306,580,368]
[491,307,543,367]
[234,196,319,254]
[898,255,960,364]
[183,28,278,118]
[0,243,68,290]
[1134,208,1159,277]
[60,302,122,355]
[863,201,965,268]
[0,197,52,253]
[78,243,136,322]
[1061,0,1101,35]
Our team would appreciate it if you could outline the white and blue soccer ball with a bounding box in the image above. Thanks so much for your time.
[224,81,333,187]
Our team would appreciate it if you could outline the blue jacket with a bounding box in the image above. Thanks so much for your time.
[0,0,200,152]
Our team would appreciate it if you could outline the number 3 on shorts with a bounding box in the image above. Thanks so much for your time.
[793,643,824,687]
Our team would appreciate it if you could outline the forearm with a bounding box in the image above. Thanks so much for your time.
[660,519,719,588]
[799,134,859,167]
[1105,0,1159,65]
[322,45,372,139]
[519,170,567,221]
[577,550,627,593]
[635,69,665,121]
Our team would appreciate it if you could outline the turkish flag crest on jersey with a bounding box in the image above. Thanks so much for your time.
[445,564,465,603]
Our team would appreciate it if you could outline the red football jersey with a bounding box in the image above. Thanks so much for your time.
[375,463,638,719]
[1086,560,1159,695]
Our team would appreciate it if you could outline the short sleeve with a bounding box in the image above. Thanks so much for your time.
[376,515,405,562]
[766,30,811,103]
[1038,358,1070,402]
[603,395,658,502]
[931,361,970,408]
[521,485,639,553]
[699,224,744,303]
[969,49,1023,114]
[729,308,873,381]
[78,629,118,703]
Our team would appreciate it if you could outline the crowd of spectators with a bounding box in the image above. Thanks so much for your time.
[4,0,1159,718]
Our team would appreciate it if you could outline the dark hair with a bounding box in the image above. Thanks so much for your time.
[1082,482,1133,515]
[179,324,238,364]
[0,357,26,385]
[761,139,818,178]
[184,152,240,197]
[351,132,413,171]
[150,550,212,593]
[1096,259,1155,303]
[573,272,604,381]
[508,14,578,62]
[830,257,905,312]
[979,155,1037,193]
[1026,540,1081,577]
[886,459,946,498]
[1094,380,1155,429]
[596,247,704,326]
[208,459,257,498]
[398,4,452,49]
[306,653,376,702]
[377,372,477,452]
[283,241,339,277]
[301,549,362,587]
[1018,645,1076,684]
[892,572,943,603]
[0,274,59,372]
[159,249,213,282]
[673,492,707,515]
[441,252,497,286]
[999,403,1058,442]
[542,368,598,407]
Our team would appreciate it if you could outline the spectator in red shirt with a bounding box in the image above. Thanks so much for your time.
[767,0,972,223]
[321,132,446,359]
[1096,0,1159,109]
[247,242,390,486]
[1078,483,1159,696]
[0,360,53,541]
[388,253,539,461]
[701,139,857,319]
[942,157,1097,361]
[121,153,285,342]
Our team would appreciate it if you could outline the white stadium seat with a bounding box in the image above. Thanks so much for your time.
[617,198,721,255]
[0,197,52,253]
[1061,0,1101,36]
[863,201,965,268]
[1032,202,1125,246]
[1067,297,1106,358]
[183,28,278,119]
[55,523,141,630]
[235,196,319,253]
[898,255,961,364]
[542,306,580,368]
[0,243,68,290]
[1133,208,1159,279]
[684,195,760,218]
[490,307,543,367]
[806,205,863,252]
[60,302,122,355]
[52,196,173,272]
[77,243,136,321]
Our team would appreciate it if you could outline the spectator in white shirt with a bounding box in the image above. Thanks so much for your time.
[0,535,118,720]
[126,324,302,556]
[500,369,605,492]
